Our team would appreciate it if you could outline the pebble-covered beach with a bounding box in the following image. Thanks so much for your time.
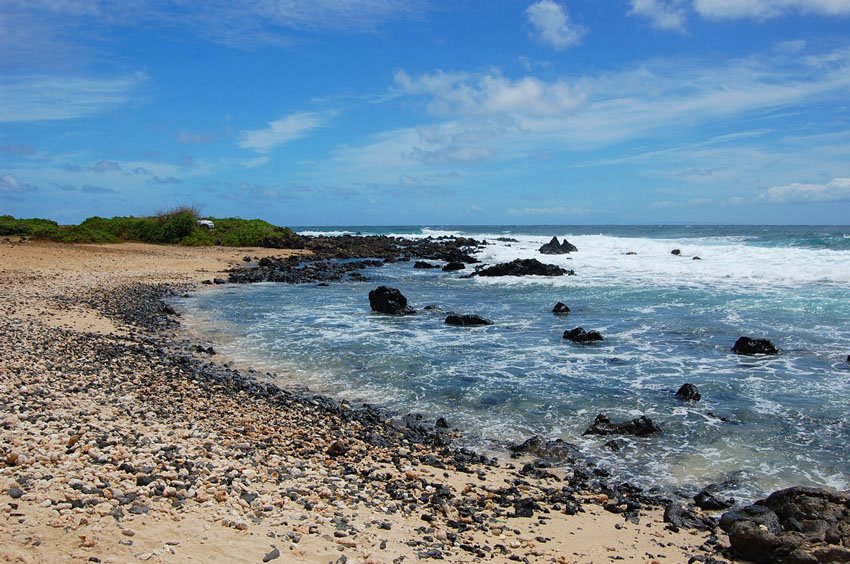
[0,240,725,563]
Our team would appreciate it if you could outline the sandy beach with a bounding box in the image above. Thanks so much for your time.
[0,240,727,563]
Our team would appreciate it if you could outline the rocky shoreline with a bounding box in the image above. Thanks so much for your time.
[2,240,847,563]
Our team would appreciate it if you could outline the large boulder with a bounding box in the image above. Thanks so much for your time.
[539,236,578,255]
[583,414,662,437]
[552,302,571,314]
[732,336,780,355]
[368,286,415,315]
[564,327,603,343]
[675,383,701,402]
[720,487,850,564]
[445,314,493,327]
[442,261,465,272]
[414,261,439,269]
[477,259,573,277]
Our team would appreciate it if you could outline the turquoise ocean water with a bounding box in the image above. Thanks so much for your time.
[178,225,850,502]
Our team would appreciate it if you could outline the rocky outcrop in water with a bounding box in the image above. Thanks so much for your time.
[368,286,416,315]
[229,257,383,284]
[720,487,850,564]
[553,302,570,314]
[476,259,574,277]
[583,414,662,437]
[508,435,584,464]
[414,261,439,269]
[445,314,493,327]
[732,336,780,355]
[539,236,577,255]
[564,327,603,343]
[442,261,465,272]
[305,234,484,264]
[676,383,701,402]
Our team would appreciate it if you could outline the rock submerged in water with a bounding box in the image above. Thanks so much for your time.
[442,261,465,272]
[413,261,439,269]
[671,249,681,256]
[564,327,603,343]
[583,414,662,437]
[538,236,578,255]
[732,336,780,355]
[720,486,850,564]
[476,259,574,277]
[552,302,570,314]
[445,314,493,327]
[368,286,416,315]
[675,383,701,402]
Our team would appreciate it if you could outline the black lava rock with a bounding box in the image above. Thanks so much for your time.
[720,487,850,564]
[675,383,701,402]
[732,337,779,355]
[564,327,603,343]
[368,286,416,315]
[552,302,570,314]
[583,414,662,437]
[476,259,573,277]
[539,236,578,255]
[442,261,466,272]
[445,314,493,327]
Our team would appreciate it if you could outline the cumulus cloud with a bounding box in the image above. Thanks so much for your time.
[394,70,584,117]
[0,173,39,193]
[694,0,850,20]
[238,111,332,153]
[90,160,122,173]
[629,0,688,31]
[760,177,850,202]
[526,0,587,49]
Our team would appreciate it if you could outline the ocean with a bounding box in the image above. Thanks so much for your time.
[177,225,850,503]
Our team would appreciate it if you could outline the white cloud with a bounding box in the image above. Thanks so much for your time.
[760,177,850,202]
[3,0,427,56]
[0,173,39,193]
[629,0,688,31]
[394,70,585,117]
[693,0,850,20]
[525,0,587,50]
[238,111,332,153]
[0,73,147,122]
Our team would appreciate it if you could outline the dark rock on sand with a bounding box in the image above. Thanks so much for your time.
[564,327,603,343]
[213,278,227,285]
[539,236,578,255]
[676,383,701,402]
[583,414,662,437]
[664,503,716,532]
[414,261,439,269]
[476,259,573,277]
[720,486,850,564]
[508,435,583,463]
[552,302,570,314]
[368,286,416,315]
[263,546,281,562]
[694,490,734,511]
[445,314,493,327]
[442,261,466,272]
[732,337,780,355]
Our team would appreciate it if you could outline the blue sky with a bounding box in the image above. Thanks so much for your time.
[2,0,850,225]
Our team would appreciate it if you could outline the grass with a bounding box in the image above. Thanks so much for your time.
[0,209,302,248]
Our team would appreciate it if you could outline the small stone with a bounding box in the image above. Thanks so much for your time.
[262,546,280,562]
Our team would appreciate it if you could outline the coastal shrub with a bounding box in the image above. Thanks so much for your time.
[0,212,301,247]
[0,216,60,238]
[55,226,120,244]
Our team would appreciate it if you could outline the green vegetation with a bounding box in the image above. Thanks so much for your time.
[0,208,302,248]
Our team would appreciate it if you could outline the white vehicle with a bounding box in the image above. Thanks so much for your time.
[196,219,215,229]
